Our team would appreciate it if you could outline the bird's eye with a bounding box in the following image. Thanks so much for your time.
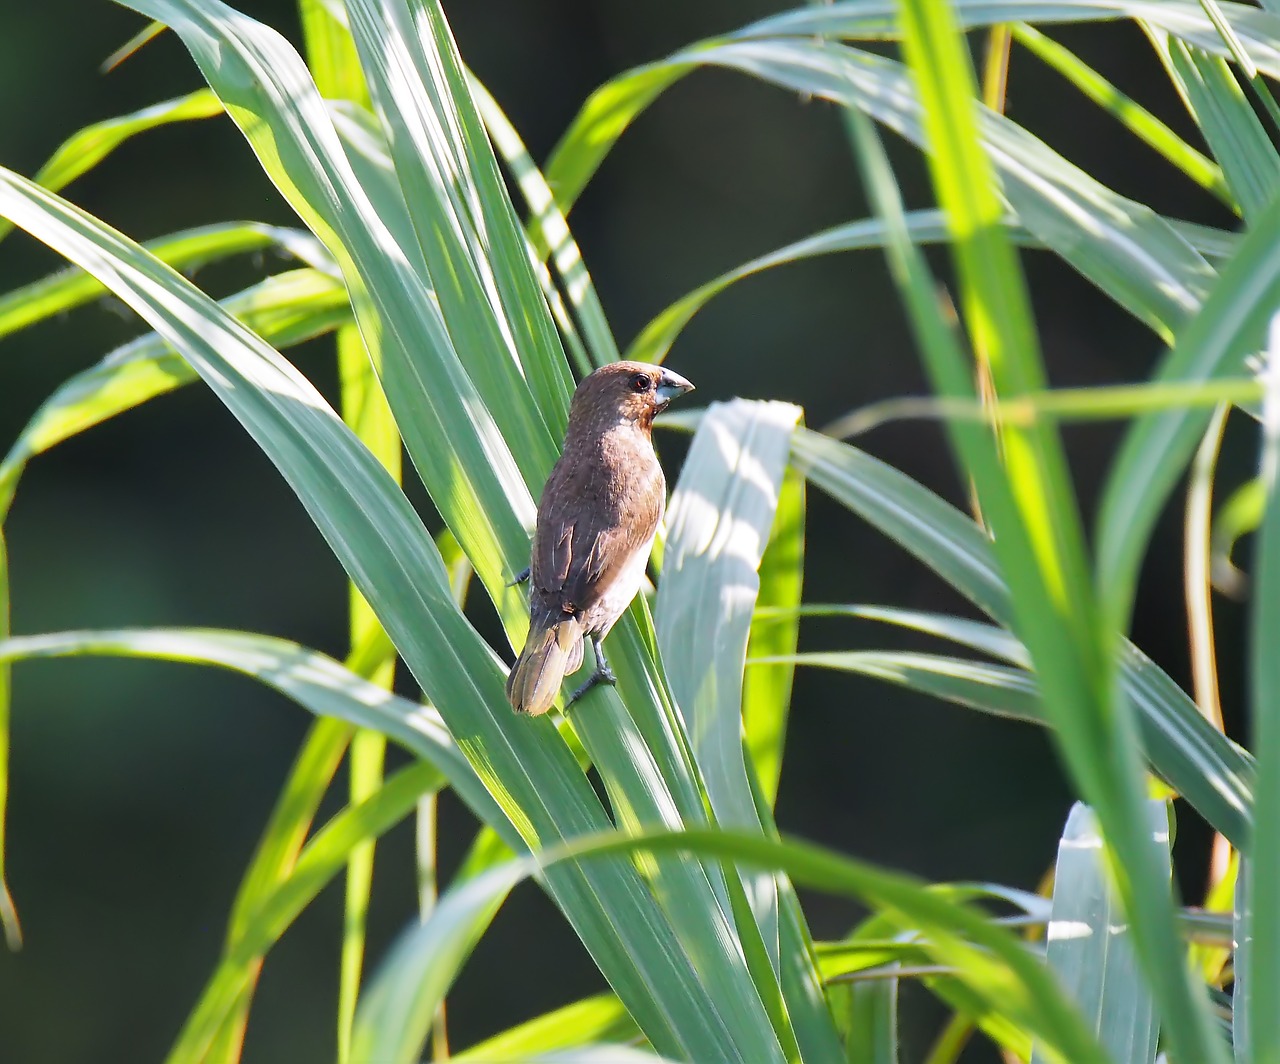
[631,373,651,393]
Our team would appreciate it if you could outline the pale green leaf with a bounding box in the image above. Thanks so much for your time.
[1029,802,1164,1064]
[744,462,804,808]
[789,430,1254,848]
[656,399,842,1062]
[0,267,351,519]
[451,994,638,1062]
[1244,313,1280,1060]
[1160,35,1279,221]
[0,89,224,246]
[0,221,331,342]
[1098,192,1280,633]
[0,162,772,1063]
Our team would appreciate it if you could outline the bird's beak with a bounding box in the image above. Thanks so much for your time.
[655,368,695,406]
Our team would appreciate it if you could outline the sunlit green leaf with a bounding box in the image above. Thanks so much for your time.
[789,430,1254,848]
[0,221,330,342]
[1029,802,1164,1063]
[0,267,350,519]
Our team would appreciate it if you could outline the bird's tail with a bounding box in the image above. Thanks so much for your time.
[505,616,586,715]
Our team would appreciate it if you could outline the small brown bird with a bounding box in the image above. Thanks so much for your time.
[506,361,695,715]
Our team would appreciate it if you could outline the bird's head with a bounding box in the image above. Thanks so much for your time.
[568,361,696,434]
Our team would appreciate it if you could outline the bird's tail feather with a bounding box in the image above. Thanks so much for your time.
[506,617,586,715]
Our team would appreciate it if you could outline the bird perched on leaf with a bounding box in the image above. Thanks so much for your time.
[506,361,695,715]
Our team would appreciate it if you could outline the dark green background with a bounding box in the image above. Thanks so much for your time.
[0,1,1250,1060]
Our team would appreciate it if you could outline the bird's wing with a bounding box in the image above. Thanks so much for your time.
[533,457,663,618]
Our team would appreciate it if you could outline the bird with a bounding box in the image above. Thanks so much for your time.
[505,360,695,715]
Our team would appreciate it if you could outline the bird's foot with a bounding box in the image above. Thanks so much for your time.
[566,664,617,708]
[507,566,531,587]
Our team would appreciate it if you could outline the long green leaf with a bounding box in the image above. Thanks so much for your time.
[1159,35,1279,222]
[658,400,799,842]
[0,152,771,1063]
[843,978,900,1064]
[1235,858,1253,1058]
[0,89,224,246]
[545,14,1222,339]
[1098,192,1280,633]
[295,7,385,1057]
[1009,23,1229,203]
[360,826,1115,1064]
[1029,802,1163,1064]
[336,325,398,1064]
[0,533,15,951]
[0,627,493,818]
[352,859,519,1064]
[735,0,1280,73]
[1244,314,1280,1062]
[537,0,1280,366]
[0,221,330,342]
[766,650,1042,724]
[0,267,350,519]
[788,429,1254,848]
[118,0,535,608]
[656,399,842,1063]
[452,994,639,1062]
[628,211,1011,367]
[299,0,371,107]
[188,758,451,1062]
[472,77,619,373]
[342,0,568,486]
[765,602,1254,827]
[744,462,805,808]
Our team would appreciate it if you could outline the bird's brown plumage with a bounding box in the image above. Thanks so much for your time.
[506,361,694,715]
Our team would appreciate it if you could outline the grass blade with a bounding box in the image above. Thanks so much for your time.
[186,758,453,1063]
[0,532,16,950]
[0,152,786,1062]
[0,627,493,813]
[656,399,843,1062]
[1029,803,1164,1064]
[546,26,1217,338]
[0,221,330,342]
[0,89,223,246]
[1098,192,1280,633]
[555,828,1117,1064]
[297,4,384,1051]
[1158,34,1280,222]
[769,650,1042,724]
[451,994,639,1061]
[1009,23,1229,203]
[343,0,569,485]
[628,210,1009,367]
[1244,313,1280,1062]
[336,320,399,1064]
[0,267,351,519]
[658,399,800,836]
[354,823,1115,1064]
[473,77,619,372]
[299,0,371,107]
[352,859,522,1064]
[744,462,804,808]
[1235,858,1253,1058]
[789,430,1254,848]
[843,977,900,1064]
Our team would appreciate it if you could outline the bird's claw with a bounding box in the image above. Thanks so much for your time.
[566,665,617,708]
[507,566,531,587]
[565,638,617,709]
